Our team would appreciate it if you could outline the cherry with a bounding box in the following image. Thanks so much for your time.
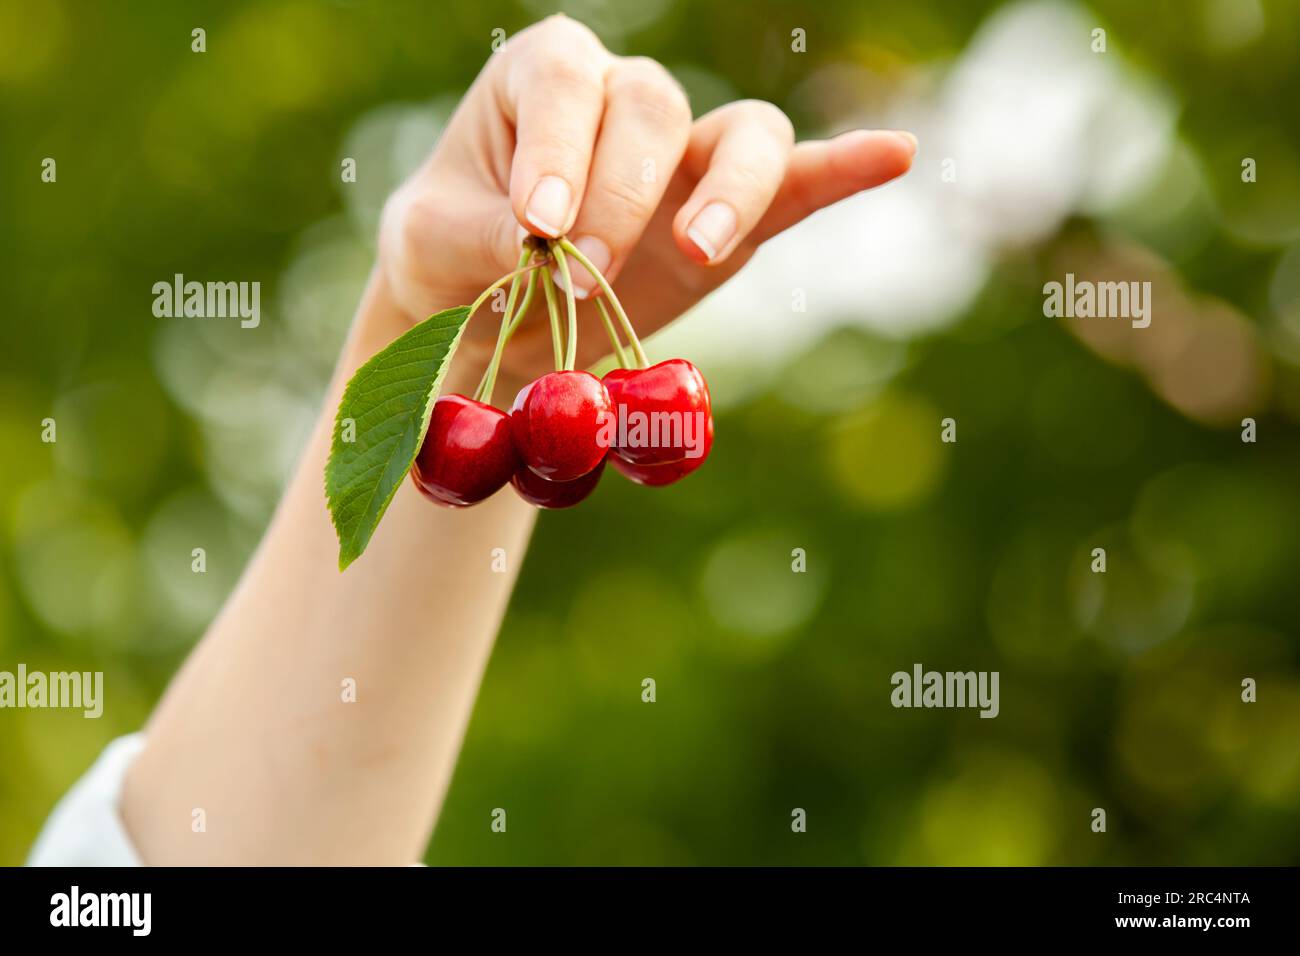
[602,359,711,465]
[610,416,714,486]
[510,370,613,482]
[411,394,519,507]
[511,457,606,509]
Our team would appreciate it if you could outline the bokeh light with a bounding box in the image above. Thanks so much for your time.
[3,0,1299,866]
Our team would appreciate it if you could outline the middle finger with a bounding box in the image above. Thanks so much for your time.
[559,56,693,298]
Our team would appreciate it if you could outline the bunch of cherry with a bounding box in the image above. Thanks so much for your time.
[411,236,714,510]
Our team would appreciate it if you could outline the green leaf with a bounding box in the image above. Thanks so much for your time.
[325,306,471,570]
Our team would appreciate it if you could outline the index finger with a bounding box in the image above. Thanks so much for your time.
[496,17,612,237]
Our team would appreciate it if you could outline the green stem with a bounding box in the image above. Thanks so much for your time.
[468,260,545,322]
[505,268,538,338]
[474,248,532,402]
[556,237,648,368]
[540,267,564,371]
[595,297,629,369]
[551,243,579,371]
[478,268,538,405]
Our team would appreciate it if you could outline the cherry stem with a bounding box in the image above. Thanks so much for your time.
[468,260,544,322]
[551,243,579,371]
[480,269,538,403]
[505,268,538,339]
[595,297,629,369]
[540,267,564,371]
[474,247,534,405]
[556,237,648,368]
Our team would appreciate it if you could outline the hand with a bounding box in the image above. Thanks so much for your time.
[378,15,915,396]
[120,15,918,866]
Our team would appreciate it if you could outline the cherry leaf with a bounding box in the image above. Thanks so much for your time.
[325,306,471,570]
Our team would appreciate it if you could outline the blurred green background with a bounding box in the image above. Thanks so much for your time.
[3,0,1300,865]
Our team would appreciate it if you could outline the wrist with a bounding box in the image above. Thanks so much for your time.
[346,267,527,407]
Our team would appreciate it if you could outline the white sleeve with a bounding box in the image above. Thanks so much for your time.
[27,732,147,867]
[27,731,430,866]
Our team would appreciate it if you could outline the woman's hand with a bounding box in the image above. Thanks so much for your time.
[120,16,915,866]
[379,15,915,393]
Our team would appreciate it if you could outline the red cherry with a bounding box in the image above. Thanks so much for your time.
[610,416,714,486]
[410,394,519,507]
[511,457,606,509]
[602,359,711,465]
[510,371,613,482]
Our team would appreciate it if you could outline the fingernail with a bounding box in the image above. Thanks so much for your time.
[890,130,918,154]
[560,235,610,299]
[526,176,571,236]
[685,202,737,262]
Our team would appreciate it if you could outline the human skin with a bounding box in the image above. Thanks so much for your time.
[120,15,914,864]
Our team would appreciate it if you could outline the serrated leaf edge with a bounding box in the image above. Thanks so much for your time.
[324,306,472,570]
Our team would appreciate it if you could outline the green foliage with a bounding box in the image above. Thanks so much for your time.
[326,307,470,570]
[3,0,1300,867]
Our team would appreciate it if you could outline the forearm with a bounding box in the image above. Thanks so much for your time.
[121,271,537,865]
[110,13,916,866]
